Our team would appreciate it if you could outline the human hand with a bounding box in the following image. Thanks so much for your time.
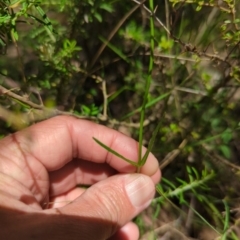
[0,116,160,240]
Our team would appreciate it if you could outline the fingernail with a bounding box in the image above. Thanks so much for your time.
[125,174,155,208]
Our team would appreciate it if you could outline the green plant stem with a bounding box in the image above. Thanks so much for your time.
[153,172,215,204]
[137,0,155,170]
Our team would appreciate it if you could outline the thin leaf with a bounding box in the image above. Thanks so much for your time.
[99,36,129,63]
[139,119,161,166]
[93,137,139,167]
[34,5,56,42]
[121,92,170,120]
[192,130,233,146]
[108,86,132,103]
[161,178,177,189]
[100,3,114,13]
[188,205,221,235]
[223,199,230,234]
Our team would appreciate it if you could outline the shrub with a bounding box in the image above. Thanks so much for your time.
[1,0,240,239]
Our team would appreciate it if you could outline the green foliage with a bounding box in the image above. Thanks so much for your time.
[80,104,101,117]
[1,0,240,238]
[155,166,215,205]
[119,20,148,44]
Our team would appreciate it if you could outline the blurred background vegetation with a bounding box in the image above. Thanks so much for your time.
[1,0,240,239]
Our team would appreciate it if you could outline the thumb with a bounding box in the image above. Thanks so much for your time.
[49,174,155,240]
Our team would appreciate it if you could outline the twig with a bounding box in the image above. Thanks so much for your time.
[168,0,231,13]
[0,85,43,109]
[131,0,171,35]
[228,0,239,31]
[91,52,210,76]
[194,7,219,45]
[0,85,154,128]
[202,143,240,171]
[101,80,108,120]
[90,0,147,68]
[140,223,191,240]
[165,0,170,31]
[167,86,207,96]
[160,139,187,169]
[131,0,232,66]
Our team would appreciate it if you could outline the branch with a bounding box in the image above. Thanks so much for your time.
[131,0,232,66]
[0,85,44,109]
[0,85,153,128]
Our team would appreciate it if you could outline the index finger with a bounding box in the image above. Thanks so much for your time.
[14,116,159,176]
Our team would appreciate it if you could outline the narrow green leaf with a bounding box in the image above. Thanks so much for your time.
[108,86,132,103]
[193,130,232,146]
[161,178,177,189]
[93,137,139,167]
[34,5,56,42]
[12,99,31,109]
[192,167,200,180]
[188,205,221,235]
[139,120,161,166]
[94,12,102,22]
[223,199,229,233]
[99,36,129,63]
[122,92,170,120]
[100,3,114,13]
